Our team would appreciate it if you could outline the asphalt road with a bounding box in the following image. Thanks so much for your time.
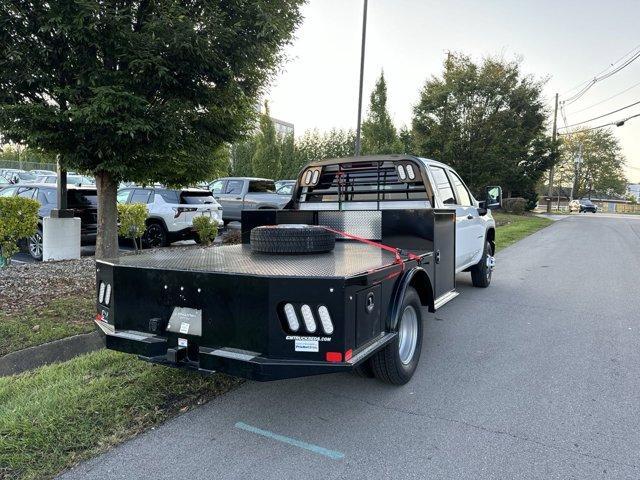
[61,215,640,479]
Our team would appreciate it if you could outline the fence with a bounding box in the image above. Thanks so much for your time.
[0,159,57,172]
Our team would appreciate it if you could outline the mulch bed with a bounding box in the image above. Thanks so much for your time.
[0,258,96,315]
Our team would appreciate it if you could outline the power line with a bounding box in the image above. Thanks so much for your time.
[562,47,640,106]
[562,43,640,97]
[559,99,640,129]
[559,112,640,134]
[569,79,640,114]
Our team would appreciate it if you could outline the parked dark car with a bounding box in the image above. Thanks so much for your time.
[0,184,98,260]
[569,198,598,213]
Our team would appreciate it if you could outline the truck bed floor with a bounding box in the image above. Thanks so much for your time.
[103,243,402,278]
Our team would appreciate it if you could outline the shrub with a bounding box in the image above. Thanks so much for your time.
[193,216,218,246]
[117,203,148,252]
[502,197,527,215]
[0,196,40,267]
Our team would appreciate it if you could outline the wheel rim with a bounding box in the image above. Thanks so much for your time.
[486,254,495,280]
[29,232,43,258]
[145,225,164,247]
[398,305,418,365]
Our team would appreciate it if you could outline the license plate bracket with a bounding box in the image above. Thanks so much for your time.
[166,307,202,336]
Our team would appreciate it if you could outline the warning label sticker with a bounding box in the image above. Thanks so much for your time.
[179,322,189,334]
[295,339,319,352]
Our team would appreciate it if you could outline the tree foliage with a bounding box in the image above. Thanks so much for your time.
[411,54,552,206]
[252,103,281,179]
[557,129,627,198]
[361,71,402,155]
[0,0,304,257]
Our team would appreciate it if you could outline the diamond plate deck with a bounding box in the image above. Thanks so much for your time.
[103,243,397,278]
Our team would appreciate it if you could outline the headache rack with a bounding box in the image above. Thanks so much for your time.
[298,159,433,209]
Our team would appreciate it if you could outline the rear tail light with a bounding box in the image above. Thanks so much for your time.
[311,170,320,184]
[317,306,333,335]
[104,284,112,305]
[98,282,106,303]
[300,304,316,333]
[173,207,198,218]
[326,352,342,363]
[406,164,416,179]
[397,165,407,180]
[283,303,300,332]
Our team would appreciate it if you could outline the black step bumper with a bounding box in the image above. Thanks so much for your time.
[97,321,395,382]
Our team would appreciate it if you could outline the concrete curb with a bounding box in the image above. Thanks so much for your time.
[0,331,104,377]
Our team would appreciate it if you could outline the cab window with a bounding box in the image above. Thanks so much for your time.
[429,166,456,205]
[130,189,152,204]
[449,171,472,206]
[17,187,35,199]
[117,189,132,204]
[210,180,225,194]
[225,180,244,195]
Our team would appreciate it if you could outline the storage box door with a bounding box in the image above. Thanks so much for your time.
[433,211,455,298]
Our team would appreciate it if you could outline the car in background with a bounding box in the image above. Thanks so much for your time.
[35,174,95,186]
[0,183,98,260]
[275,179,295,190]
[208,177,291,222]
[30,169,57,176]
[117,187,224,247]
[569,199,598,213]
[3,170,37,184]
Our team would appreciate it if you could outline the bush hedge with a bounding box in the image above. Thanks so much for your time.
[117,203,148,251]
[193,216,218,246]
[0,196,40,266]
[502,197,527,215]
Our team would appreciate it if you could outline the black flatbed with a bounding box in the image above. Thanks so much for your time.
[101,242,425,278]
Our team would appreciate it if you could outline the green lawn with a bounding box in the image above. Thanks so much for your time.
[493,212,553,251]
[0,349,241,480]
[0,296,95,356]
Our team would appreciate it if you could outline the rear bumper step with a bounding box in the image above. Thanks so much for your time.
[98,326,397,382]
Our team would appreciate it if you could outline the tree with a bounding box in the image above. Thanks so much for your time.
[361,72,402,155]
[0,1,303,258]
[278,132,298,179]
[398,126,414,155]
[252,102,281,179]
[557,129,627,199]
[231,139,256,177]
[411,54,552,205]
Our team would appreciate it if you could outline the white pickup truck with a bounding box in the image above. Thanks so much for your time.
[97,155,501,385]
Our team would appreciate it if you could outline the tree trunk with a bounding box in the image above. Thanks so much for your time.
[95,171,119,260]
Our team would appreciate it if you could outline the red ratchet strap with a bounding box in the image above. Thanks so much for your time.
[321,226,421,266]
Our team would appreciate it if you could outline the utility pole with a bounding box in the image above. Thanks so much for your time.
[354,0,368,157]
[547,93,559,213]
[570,142,582,201]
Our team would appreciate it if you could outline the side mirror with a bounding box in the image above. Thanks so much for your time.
[485,186,502,210]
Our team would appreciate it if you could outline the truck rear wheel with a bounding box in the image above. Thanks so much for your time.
[250,225,335,254]
[471,240,494,288]
[371,287,423,385]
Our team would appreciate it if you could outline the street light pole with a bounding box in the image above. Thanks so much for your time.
[354,0,368,157]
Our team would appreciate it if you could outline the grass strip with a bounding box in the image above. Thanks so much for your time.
[493,213,553,252]
[0,349,241,480]
[0,296,95,356]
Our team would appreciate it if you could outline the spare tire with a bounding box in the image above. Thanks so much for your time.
[250,224,335,254]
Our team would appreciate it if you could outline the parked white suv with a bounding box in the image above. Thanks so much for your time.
[117,187,224,247]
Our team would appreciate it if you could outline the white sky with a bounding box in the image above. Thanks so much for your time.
[267,0,640,182]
